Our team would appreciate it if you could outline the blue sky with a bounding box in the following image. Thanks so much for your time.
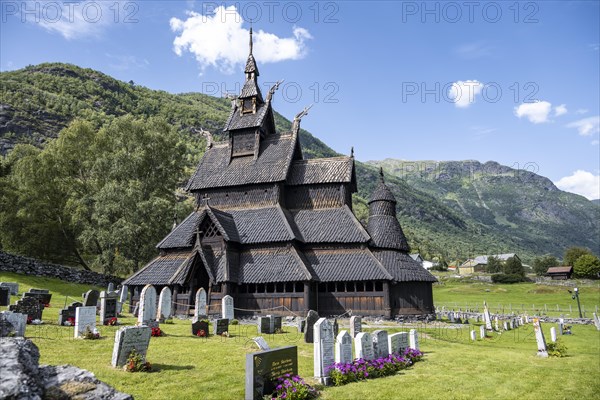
[1,1,599,199]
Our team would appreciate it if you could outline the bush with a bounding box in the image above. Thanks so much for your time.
[270,374,319,400]
[547,339,568,357]
[491,274,525,284]
[230,319,239,325]
[532,255,559,276]
[573,254,600,279]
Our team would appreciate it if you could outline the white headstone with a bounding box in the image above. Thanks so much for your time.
[314,318,335,384]
[222,295,234,320]
[533,318,548,357]
[117,285,128,314]
[350,316,361,338]
[483,302,492,330]
[550,327,557,342]
[252,336,270,351]
[355,332,374,360]
[387,332,409,355]
[558,318,564,335]
[75,306,96,338]
[479,325,486,339]
[494,316,499,331]
[111,325,152,367]
[138,284,157,326]
[156,287,172,321]
[335,330,353,364]
[108,282,115,292]
[195,288,207,318]
[470,330,476,341]
[409,329,419,350]
[0,311,27,337]
[593,313,600,331]
[504,321,509,331]
[372,330,389,358]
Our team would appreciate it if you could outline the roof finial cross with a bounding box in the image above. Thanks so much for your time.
[249,25,253,55]
[201,194,211,207]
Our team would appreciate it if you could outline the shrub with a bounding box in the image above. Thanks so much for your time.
[270,374,319,400]
[230,319,239,325]
[124,349,151,372]
[573,254,600,279]
[547,340,568,357]
[491,273,524,284]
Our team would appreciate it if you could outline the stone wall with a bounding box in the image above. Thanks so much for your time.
[0,251,121,287]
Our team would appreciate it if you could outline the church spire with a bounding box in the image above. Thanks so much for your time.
[249,26,253,55]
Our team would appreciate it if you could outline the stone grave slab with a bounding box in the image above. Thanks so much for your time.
[354,332,374,360]
[273,316,282,333]
[214,318,229,335]
[23,290,52,307]
[252,336,270,351]
[483,301,492,330]
[195,288,207,318]
[137,284,157,326]
[82,290,100,307]
[157,287,172,321]
[409,329,419,350]
[192,318,209,337]
[304,310,319,343]
[0,311,27,337]
[0,287,10,306]
[111,325,152,367]
[388,332,408,355]
[480,325,486,339]
[350,316,361,338]
[372,330,389,359]
[245,346,297,400]
[314,318,335,384]
[222,295,234,320]
[58,302,83,325]
[0,282,19,295]
[75,306,97,338]
[258,316,271,334]
[117,285,128,314]
[100,291,118,325]
[335,330,353,364]
[9,296,43,321]
[533,318,548,357]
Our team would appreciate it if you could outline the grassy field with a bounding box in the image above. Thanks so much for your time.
[1,271,600,399]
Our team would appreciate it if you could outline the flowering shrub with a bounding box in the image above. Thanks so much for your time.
[151,327,163,337]
[327,348,424,387]
[82,326,101,340]
[124,349,151,372]
[271,374,319,400]
[546,339,568,357]
[106,317,118,326]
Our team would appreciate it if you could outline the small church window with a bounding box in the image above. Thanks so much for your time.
[365,282,373,292]
[375,282,383,291]
[356,282,364,292]
[295,282,304,292]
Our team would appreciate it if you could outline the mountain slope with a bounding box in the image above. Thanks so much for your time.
[1,63,597,264]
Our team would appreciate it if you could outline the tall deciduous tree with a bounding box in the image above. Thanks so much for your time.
[564,247,593,267]
[503,256,525,277]
[486,256,503,273]
[573,254,600,279]
[532,255,559,276]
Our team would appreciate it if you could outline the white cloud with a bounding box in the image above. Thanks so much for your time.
[576,108,589,115]
[555,170,600,200]
[514,101,552,124]
[566,116,600,136]
[554,104,567,117]
[170,6,312,74]
[592,140,599,146]
[448,80,483,108]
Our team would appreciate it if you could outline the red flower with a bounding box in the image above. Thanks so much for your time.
[196,329,206,337]
[151,327,162,337]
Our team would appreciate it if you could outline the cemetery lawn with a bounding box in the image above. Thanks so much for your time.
[2,272,599,399]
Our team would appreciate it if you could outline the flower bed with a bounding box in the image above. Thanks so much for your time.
[271,374,319,400]
[326,348,424,386]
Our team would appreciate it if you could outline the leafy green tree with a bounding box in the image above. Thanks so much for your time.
[532,255,559,276]
[486,256,503,273]
[564,247,593,267]
[573,254,600,279]
[503,256,525,277]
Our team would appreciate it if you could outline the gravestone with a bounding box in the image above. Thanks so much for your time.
[258,316,271,334]
[192,319,209,337]
[350,316,361,338]
[550,327,557,342]
[222,295,234,320]
[107,282,115,292]
[449,313,455,323]
[354,332,374,360]
[333,318,339,338]
[0,282,19,295]
[0,311,26,337]
[137,284,157,326]
[593,313,600,331]
[83,290,100,307]
[297,318,306,333]
[133,303,139,318]
[509,319,515,330]
[157,287,172,322]
[372,330,389,358]
[245,346,298,400]
[503,321,509,331]
[494,316,499,331]
[533,318,548,357]
[558,318,564,335]
[409,329,419,350]
[470,330,476,341]
[335,330,353,364]
[117,285,128,314]
[195,288,207,318]
[214,318,229,335]
[313,318,335,384]
[74,306,97,338]
[304,310,319,343]
[23,289,52,307]
[483,301,492,330]
[388,332,409,354]
[111,325,152,367]
[267,315,274,333]
[0,287,10,306]
[252,337,270,351]
[273,316,282,333]
[58,302,83,325]
[480,325,486,339]
[9,296,43,320]
[100,291,118,325]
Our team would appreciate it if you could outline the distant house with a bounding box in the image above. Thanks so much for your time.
[458,253,520,274]
[546,266,573,280]
[410,254,424,263]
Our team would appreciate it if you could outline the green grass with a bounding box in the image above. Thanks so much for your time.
[2,272,600,399]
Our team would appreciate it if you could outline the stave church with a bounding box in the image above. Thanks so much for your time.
[123,30,436,318]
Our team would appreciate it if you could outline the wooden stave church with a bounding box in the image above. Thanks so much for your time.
[123,30,436,318]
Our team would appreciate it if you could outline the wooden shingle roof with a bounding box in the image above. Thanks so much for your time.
[367,214,410,251]
[124,251,194,285]
[289,206,370,244]
[304,248,392,282]
[236,245,314,283]
[186,132,298,191]
[156,210,205,249]
[374,251,438,282]
[286,157,355,186]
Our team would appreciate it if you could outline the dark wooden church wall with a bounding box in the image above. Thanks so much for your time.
[196,184,279,209]
[390,282,434,315]
[285,184,346,209]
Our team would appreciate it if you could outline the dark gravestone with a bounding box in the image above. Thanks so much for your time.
[83,290,100,307]
[297,319,306,333]
[0,282,19,295]
[133,303,139,318]
[304,310,319,343]
[0,287,10,306]
[273,316,282,333]
[23,290,52,307]
[245,346,298,400]
[100,291,118,324]
[214,318,229,335]
[0,311,27,337]
[9,296,43,320]
[58,302,83,325]
[192,319,209,337]
[333,318,339,338]
[258,317,271,334]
